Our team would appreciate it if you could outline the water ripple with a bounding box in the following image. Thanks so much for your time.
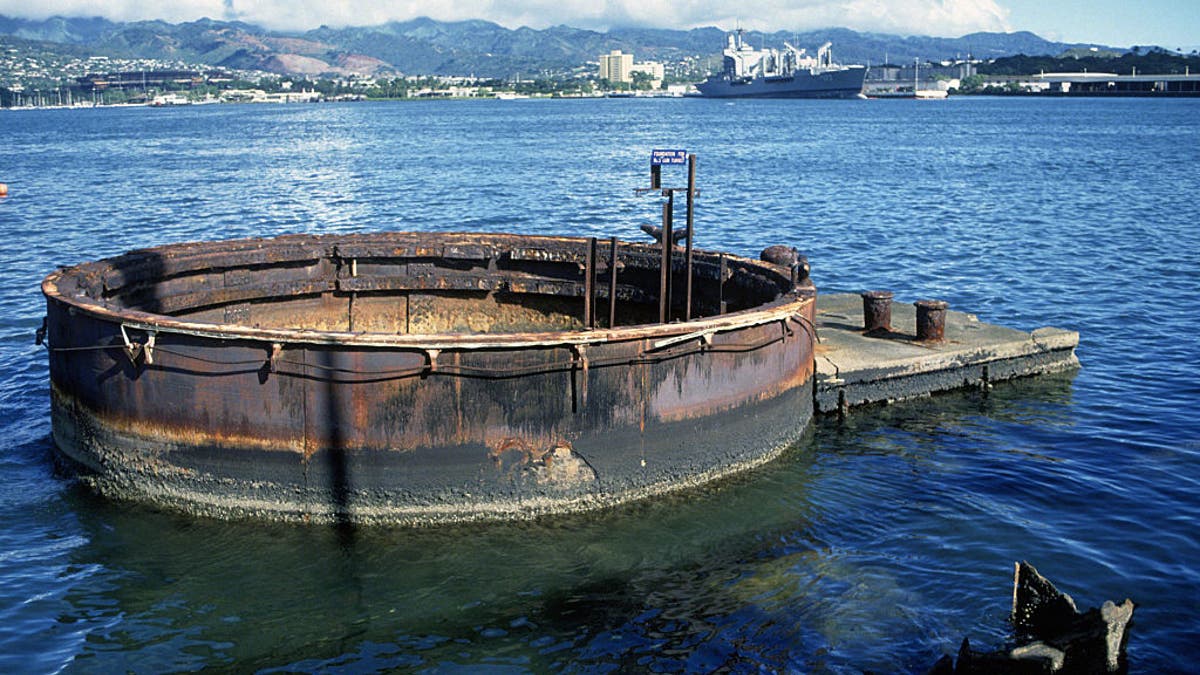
[0,98,1196,672]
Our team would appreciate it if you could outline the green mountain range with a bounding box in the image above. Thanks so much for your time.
[0,14,1121,78]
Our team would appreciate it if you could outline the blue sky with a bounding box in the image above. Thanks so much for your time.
[1004,0,1196,49]
[0,0,1194,50]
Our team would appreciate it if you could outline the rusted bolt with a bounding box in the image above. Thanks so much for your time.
[914,299,949,342]
[861,290,893,334]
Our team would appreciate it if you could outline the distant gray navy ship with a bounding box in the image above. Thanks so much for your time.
[696,30,867,98]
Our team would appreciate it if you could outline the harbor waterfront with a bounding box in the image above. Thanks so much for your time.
[1,97,1198,672]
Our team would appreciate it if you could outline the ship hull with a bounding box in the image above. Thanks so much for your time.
[697,66,867,99]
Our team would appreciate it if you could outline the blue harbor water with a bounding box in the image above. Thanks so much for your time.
[1,97,1197,672]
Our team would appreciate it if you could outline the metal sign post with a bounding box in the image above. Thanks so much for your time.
[684,154,697,320]
[640,150,697,324]
[659,199,672,323]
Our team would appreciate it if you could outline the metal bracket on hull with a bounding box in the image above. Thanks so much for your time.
[120,324,156,365]
[651,329,715,352]
[572,344,589,408]
[267,343,283,373]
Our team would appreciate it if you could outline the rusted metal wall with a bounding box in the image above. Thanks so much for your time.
[44,232,816,524]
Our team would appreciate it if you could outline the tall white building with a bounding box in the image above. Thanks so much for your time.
[598,50,633,84]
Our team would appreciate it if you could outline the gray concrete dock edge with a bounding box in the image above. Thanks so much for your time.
[814,293,1079,414]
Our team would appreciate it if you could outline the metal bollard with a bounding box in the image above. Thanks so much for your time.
[914,299,949,342]
[861,290,893,334]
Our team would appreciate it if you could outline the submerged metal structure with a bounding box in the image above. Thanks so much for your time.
[42,231,816,524]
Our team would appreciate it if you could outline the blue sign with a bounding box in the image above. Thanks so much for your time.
[651,149,688,166]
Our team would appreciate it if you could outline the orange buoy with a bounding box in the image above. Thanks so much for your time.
[0,183,7,198]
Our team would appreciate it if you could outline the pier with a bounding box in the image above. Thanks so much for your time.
[814,293,1079,414]
[1032,71,1200,96]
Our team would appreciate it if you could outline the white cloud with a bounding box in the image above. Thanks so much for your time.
[0,0,1012,36]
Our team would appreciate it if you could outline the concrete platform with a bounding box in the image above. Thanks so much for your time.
[814,293,1079,414]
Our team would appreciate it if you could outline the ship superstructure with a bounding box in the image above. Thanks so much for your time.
[696,30,867,99]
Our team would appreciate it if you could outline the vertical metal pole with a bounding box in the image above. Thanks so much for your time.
[718,253,727,315]
[584,237,596,329]
[665,191,675,321]
[684,154,697,321]
[608,236,618,328]
[659,201,670,324]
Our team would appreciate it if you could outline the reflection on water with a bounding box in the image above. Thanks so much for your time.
[61,448,825,670]
[43,373,1100,673]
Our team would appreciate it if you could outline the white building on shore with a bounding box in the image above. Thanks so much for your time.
[598,50,664,88]
[598,50,634,84]
[630,61,664,89]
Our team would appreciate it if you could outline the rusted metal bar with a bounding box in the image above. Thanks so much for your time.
[87,288,802,351]
[665,190,674,321]
[659,201,670,324]
[608,236,618,328]
[861,290,893,334]
[584,236,596,329]
[914,299,949,342]
[718,253,727,315]
[685,154,697,321]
